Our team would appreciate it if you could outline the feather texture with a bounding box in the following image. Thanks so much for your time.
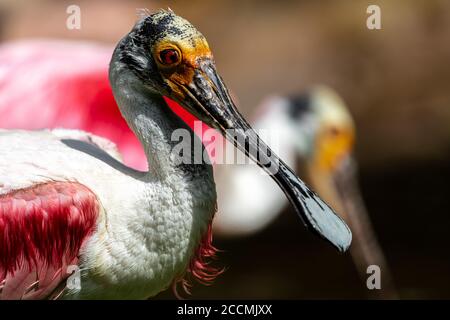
[0,182,99,299]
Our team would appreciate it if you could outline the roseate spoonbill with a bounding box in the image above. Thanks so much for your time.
[0,10,351,299]
[0,40,391,298]
[214,87,397,298]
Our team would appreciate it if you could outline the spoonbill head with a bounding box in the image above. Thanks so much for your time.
[294,86,355,176]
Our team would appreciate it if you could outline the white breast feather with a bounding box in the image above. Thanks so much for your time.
[0,129,216,299]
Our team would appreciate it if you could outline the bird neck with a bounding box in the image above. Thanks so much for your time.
[109,64,209,182]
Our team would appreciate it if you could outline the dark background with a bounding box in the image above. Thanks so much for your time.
[1,0,449,298]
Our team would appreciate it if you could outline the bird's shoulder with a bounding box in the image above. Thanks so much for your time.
[0,129,134,196]
[50,128,123,162]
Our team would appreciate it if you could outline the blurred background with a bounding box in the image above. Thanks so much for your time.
[1,0,450,299]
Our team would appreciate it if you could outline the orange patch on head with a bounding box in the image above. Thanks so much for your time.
[316,127,355,172]
[183,37,212,67]
[153,36,212,100]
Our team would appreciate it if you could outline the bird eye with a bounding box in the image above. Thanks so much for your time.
[159,49,180,65]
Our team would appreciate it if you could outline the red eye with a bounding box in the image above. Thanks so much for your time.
[159,49,180,65]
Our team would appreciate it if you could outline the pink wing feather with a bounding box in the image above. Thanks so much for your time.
[0,181,99,299]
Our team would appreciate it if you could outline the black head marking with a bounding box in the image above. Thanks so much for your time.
[132,10,201,46]
[116,10,204,93]
[287,93,312,120]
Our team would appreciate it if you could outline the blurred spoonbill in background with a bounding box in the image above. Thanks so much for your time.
[214,87,397,298]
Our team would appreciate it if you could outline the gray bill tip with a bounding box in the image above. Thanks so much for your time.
[304,194,353,252]
[277,163,352,252]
